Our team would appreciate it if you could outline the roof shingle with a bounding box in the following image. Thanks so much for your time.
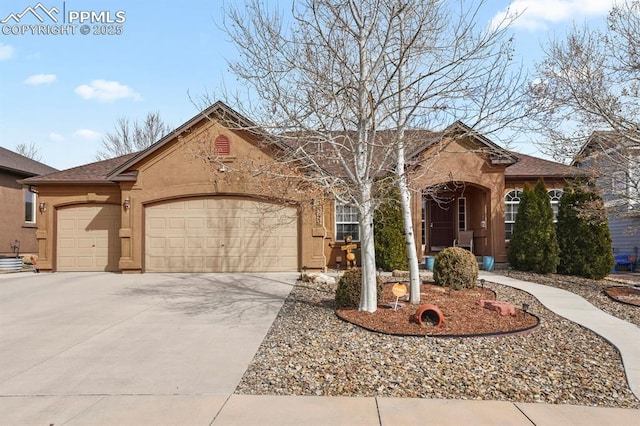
[506,152,587,178]
[21,153,136,184]
[0,146,58,177]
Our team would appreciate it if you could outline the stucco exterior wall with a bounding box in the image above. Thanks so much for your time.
[408,138,509,262]
[0,171,39,256]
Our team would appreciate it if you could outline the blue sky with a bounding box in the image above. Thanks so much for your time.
[0,0,617,170]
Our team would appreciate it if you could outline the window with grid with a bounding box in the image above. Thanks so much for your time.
[335,204,359,241]
[548,189,563,222]
[458,197,466,231]
[504,189,521,240]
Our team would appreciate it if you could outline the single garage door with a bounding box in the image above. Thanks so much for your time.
[145,198,298,272]
[57,204,121,271]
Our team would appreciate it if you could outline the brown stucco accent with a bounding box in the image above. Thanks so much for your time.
[408,136,509,262]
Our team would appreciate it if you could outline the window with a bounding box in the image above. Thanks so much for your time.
[548,189,563,222]
[335,204,359,241]
[458,197,466,231]
[504,189,521,240]
[24,188,36,223]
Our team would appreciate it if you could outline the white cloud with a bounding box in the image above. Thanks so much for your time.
[0,42,14,60]
[24,73,57,85]
[49,132,64,142]
[74,79,142,102]
[73,129,101,140]
[491,0,616,31]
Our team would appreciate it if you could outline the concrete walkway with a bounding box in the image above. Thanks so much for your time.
[480,271,640,402]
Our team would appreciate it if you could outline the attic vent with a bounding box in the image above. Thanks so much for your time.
[215,135,231,156]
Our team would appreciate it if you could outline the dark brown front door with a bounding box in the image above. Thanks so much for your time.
[429,200,454,249]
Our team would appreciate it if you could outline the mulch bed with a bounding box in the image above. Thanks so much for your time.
[605,285,640,307]
[336,282,539,337]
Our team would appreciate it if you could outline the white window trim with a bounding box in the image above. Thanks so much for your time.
[24,188,36,224]
[504,189,522,241]
[335,204,360,242]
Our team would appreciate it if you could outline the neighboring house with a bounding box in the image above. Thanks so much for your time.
[572,131,640,257]
[0,146,58,257]
[22,102,585,272]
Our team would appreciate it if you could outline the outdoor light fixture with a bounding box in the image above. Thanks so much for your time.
[123,197,130,211]
[39,202,46,213]
[522,303,529,314]
[377,268,383,276]
[480,278,485,290]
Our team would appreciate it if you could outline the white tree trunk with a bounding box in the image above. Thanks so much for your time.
[398,172,421,303]
[359,182,378,312]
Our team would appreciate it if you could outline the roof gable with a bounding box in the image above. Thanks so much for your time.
[406,121,519,167]
[107,101,292,180]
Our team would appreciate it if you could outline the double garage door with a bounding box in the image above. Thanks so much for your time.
[145,198,298,272]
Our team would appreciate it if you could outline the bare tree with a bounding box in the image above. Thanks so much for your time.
[15,142,41,161]
[211,0,525,311]
[528,1,640,210]
[96,111,172,160]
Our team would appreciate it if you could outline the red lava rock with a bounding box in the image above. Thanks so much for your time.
[478,300,516,316]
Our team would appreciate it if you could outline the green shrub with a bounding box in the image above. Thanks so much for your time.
[335,268,383,308]
[374,187,408,271]
[557,183,614,279]
[433,247,478,290]
[508,180,559,273]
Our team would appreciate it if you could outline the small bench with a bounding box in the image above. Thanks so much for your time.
[613,254,635,273]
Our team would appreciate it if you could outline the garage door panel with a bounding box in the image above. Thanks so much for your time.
[57,205,120,272]
[145,198,298,272]
[187,237,204,249]
[169,218,185,229]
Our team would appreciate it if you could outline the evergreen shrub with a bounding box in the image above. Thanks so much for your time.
[433,246,478,290]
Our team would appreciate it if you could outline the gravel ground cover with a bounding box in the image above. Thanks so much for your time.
[497,270,640,326]
[236,276,640,408]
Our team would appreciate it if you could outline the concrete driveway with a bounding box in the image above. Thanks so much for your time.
[0,272,296,424]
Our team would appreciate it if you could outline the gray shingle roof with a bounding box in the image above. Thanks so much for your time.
[21,153,136,184]
[0,146,58,177]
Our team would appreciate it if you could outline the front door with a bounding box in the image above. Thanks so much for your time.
[429,199,454,250]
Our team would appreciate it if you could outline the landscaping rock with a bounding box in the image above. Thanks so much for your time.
[302,272,336,285]
[479,300,516,316]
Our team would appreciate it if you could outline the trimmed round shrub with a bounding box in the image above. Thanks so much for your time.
[335,268,383,308]
[433,247,479,290]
